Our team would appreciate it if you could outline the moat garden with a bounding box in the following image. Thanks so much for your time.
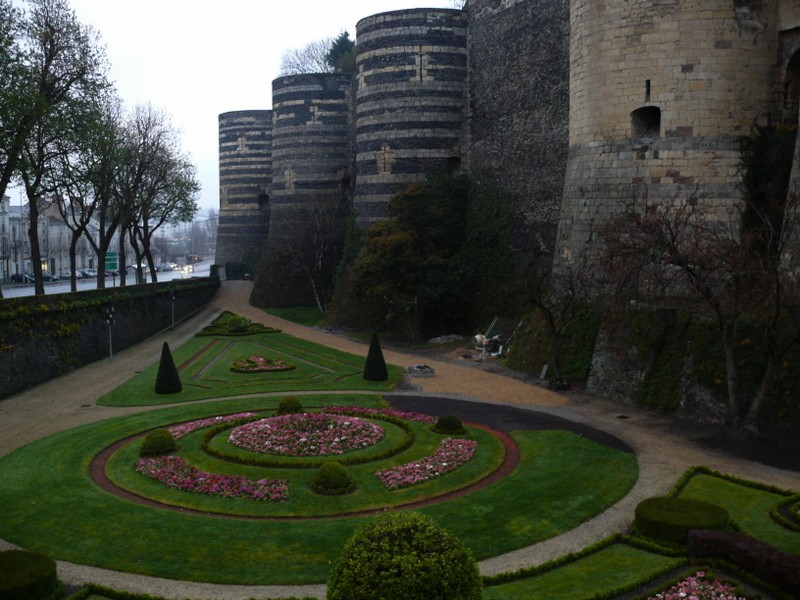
[0,312,797,599]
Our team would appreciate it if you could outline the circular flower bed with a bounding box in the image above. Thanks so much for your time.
[231,356,295,373]
[228,413,385,456]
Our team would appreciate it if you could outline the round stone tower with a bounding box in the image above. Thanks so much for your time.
[251,74,352,308]
[554,0,781,274]
[215,110,272,270]
[353,9,468,228]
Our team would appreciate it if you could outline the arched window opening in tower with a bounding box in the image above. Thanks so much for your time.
[631,106,661,145]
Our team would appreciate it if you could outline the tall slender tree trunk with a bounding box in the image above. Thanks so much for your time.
[721,320,741,425]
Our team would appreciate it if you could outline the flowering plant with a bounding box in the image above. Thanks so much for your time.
[375,438,477,490]
[229,413,385,456]
[135,455,288,502]
[168,413,257,439]
[648,571,747,600]
[324,406,437,425]
[231,356,295,373]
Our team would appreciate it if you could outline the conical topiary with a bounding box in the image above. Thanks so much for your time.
[155,341,182,394]
[363,331,388,381]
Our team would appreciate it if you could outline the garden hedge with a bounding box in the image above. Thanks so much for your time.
[689,529,800,598]
[0,550,59,600]
[633,497,730,544]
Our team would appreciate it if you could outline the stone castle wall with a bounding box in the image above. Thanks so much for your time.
[216,110,272,267]
[218,1,800,308]
[354,9,469,227]
[255,74,352,307]
[554,0,786,274]
[468,0,569,250]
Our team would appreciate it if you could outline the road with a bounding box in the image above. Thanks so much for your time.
[0,262,212,298]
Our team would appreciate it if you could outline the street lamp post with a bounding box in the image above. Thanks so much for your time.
[106,306,115,362]
[171,291,176,329]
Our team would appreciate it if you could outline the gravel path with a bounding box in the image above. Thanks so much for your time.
[0,280,797,600]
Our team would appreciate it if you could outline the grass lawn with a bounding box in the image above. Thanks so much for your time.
[676,471,800,555]
[0,397,638,585]
[98,331,405,406]
[483,543,684,600]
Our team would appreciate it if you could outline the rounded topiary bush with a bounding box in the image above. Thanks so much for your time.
[634,497,731,544]
[432,414,466,435]
[310,461,354,495]
[277,396,303,416]
[328,511,482,600]
[226,315,251,333]
[0,550,59,600]
[140,428,178,457]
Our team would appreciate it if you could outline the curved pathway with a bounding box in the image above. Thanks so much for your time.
[0,280,797,600]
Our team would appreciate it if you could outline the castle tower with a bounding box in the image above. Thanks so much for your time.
[215,110,272,270]
[554,0,783,275]
[251,74,352,308]
[353,9,468,228]
[468,0,569,250]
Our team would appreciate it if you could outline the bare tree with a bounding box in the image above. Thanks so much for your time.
[603,189,800,429]
[279,38,334,75]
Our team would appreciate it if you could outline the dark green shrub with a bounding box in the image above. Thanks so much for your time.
[310,461,354,495]
[327,511,482,600]
[226,315,251,333]
[363,332,388,381]
[277,396,303,416]
[155,341,182,394]
[634,497,730,544]
[689,529,800,598]
[432,414,466,435]
[140,429,178,457]
[0,550,59,600]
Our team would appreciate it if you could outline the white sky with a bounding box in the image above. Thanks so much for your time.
[61,0,458,216]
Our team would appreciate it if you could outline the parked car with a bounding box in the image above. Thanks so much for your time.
[59,271,74,280]
[41,273,59,282]
[9,273,30,283]
[81,269,98,278]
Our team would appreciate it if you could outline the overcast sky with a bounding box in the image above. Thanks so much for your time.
[58,0,458,217]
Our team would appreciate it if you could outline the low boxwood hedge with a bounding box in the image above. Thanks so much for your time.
[0,550,59,600]
[633,497,730,544]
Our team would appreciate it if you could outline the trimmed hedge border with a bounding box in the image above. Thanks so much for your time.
[196,311,281,336]
[201,411,418,470]
[66,583,316,600]
[668,465,797,499]
[689,529,800,598]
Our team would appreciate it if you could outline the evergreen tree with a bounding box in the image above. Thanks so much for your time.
[363,332,388,381]
[155,341,182,394]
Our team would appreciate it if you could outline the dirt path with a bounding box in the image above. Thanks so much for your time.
[1,280,797,600]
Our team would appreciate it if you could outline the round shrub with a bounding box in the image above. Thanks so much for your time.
[226,315,251,333]
[634,497,730,544]
[432,414,466,435]
[0,550,59,600]
[140,428,178,457]
[277,396,303,416]
[328,512,482,600]
[310,461,354,495]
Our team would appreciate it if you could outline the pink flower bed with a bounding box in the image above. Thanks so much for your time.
[231,356,294,372]
[324,406,437,425]
[168,413,257,440]
[135,455,288,502]
[228,413,385,456]
[375,438,478,490]
[648,571,747,600]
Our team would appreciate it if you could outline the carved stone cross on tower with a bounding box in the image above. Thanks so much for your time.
[237,136,248,153]
[357,65,367,90]
[284,169,297,191]
[376,145,395,175]
[309,105,320,125]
